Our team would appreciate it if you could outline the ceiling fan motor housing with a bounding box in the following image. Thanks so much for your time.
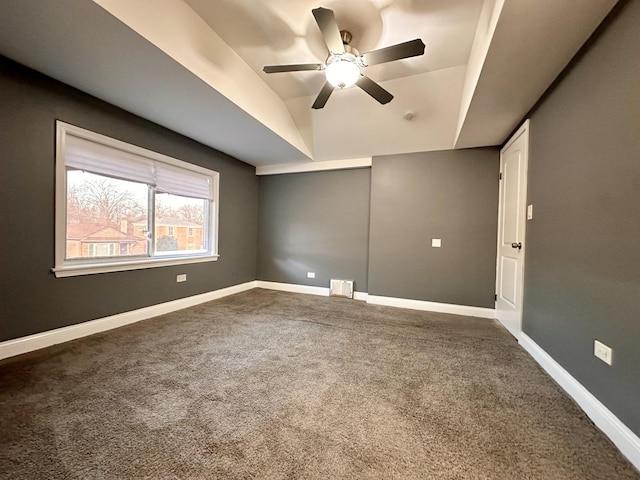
[340,30,352,46]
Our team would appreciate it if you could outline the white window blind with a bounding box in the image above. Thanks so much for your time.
[156,162,213,200]
[65,133,213,200]
[65,133,155,185]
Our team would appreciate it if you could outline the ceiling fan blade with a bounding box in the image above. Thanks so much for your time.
[263,63,324,73]
[356,76,393,105]
[312,7,345,54]
[361,39,426,66]
[312,82,335,109]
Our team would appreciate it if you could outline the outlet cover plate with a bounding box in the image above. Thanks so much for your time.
[594,340,612,365]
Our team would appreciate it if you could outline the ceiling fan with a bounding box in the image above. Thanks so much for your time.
[263,7,426,109]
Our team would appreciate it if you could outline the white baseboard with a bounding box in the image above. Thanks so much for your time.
[256,280,369,301]
[520,333,640,471]
[256,282,493,318]
[353,291,368,301]
[0,281,257,361]
[367,294,496,319]
[256,280,329,296]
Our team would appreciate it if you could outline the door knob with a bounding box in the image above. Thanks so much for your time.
[511,242,522,250]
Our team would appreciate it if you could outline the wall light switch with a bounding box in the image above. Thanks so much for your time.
[527,204,533,220]
[307,272,315,279]
[176,274,187,283]
[432,238,441,248]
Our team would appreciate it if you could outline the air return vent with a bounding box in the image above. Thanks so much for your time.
[330,279,354,299]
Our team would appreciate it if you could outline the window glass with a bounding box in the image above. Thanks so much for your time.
[154,193,206,254]
[66,170,149,259]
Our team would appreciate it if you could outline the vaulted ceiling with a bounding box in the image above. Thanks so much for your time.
[0,0,617,168]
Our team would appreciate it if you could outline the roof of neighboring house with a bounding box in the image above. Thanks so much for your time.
[133,216,201,227]
[67,223,143,242]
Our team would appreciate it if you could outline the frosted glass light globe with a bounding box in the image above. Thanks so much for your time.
[325,59,360,89]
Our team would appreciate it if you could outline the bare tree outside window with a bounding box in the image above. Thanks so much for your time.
[67,173,146,225]
[66,171,148,259]
[177,204,204,223]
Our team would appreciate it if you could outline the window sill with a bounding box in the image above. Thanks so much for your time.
[52,254,219,278]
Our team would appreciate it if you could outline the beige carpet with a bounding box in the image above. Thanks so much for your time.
[0,288,638,479]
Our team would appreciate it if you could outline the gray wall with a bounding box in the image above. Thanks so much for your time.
[523,0,640,436]
[257,169,370,292]
[0,56,258,342]
[368,149,499,307]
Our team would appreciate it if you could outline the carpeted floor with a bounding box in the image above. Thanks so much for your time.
[0,288,638,479]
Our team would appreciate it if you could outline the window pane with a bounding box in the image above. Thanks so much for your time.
[155,193,206,254]
[66,170,149,259]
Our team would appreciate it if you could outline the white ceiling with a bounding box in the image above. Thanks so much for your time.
[0,0,617,168]
[185,0,483,100]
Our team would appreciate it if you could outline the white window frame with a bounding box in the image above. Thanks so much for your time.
[54,121,219,278]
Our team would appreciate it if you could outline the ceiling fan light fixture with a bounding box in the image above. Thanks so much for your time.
[325,55,360,89]
[263,8,425,109]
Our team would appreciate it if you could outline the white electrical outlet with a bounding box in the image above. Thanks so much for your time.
[307,272,315,279]
[594,340,612,365]
[527,204,533,220]
[176,274,187,283]
[431,238,441,248]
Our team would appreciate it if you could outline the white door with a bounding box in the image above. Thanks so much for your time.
[496,120,529,339]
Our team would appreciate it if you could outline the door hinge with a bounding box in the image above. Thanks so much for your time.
[494,294,497,301]
[499,172,503,180]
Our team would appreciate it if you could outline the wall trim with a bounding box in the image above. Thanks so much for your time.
[520,333,640,471]
[256,280,329,296]
[255,157,372,176]
[0,281,257,361]
[353,291,369,301]
[367,294,496,318]
[256,280,369,301]
[256,282,494,318]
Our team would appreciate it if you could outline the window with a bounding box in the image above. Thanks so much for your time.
[87,243,116,257]
[54,121,219,277]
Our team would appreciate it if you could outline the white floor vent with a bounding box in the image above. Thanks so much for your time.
[330,279,354,299]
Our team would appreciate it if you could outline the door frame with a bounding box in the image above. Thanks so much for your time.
[495,119,530,339]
